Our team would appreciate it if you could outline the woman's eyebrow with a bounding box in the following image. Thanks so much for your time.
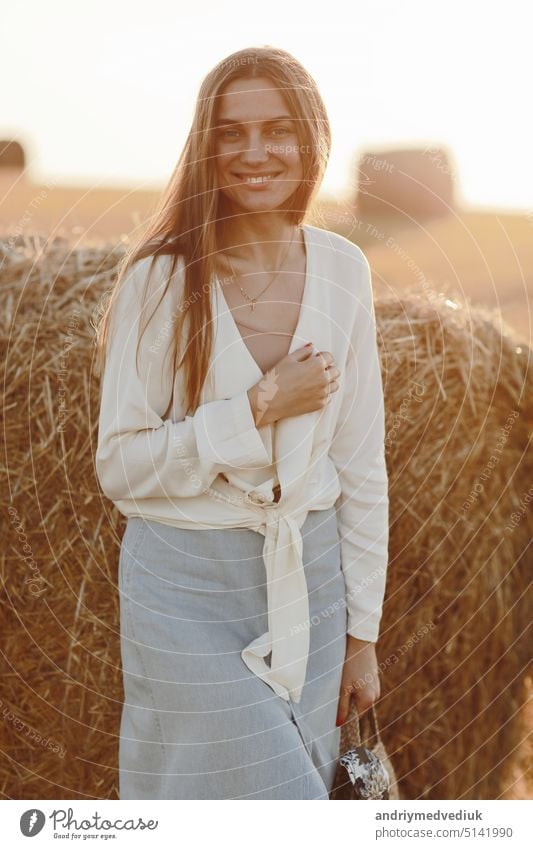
[215,115,294,127]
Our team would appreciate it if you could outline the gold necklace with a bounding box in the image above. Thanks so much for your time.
[223,227,298,311]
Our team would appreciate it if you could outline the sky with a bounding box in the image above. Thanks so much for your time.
[2,0,532,211]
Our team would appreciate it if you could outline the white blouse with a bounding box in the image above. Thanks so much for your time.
[95,224,390,704]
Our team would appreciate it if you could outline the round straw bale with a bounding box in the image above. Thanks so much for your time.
[355,147,457,222]
[0,234,530,800]
[0,139,25,170]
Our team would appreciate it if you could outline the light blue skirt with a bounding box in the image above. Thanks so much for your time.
[118,503,347,799]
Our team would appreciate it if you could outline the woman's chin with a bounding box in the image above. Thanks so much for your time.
[229,196,293,215]
[220,186,296,213]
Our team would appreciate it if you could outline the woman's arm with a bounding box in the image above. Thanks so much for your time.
[328,249,390,644]
[95,256,271,502]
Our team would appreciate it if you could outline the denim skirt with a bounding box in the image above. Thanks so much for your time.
[118,503,348,800]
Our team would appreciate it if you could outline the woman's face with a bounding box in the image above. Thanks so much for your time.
[214,76,305,214]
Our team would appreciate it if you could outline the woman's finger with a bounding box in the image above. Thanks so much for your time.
[336,679,353,726]
[353,692,372,718]
[293,344,315,361]
[352,680,380,718]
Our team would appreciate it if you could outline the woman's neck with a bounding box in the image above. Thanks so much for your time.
[217,214,301,267]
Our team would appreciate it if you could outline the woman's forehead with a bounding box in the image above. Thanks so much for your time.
[216,78,292,122]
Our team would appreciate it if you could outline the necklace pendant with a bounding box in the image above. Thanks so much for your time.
[250,299,257,311]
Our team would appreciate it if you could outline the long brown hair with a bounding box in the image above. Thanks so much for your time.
[93,45,331,414]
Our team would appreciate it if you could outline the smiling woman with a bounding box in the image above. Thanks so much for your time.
[94,45,389,801]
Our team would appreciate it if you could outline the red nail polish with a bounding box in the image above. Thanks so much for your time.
[336,713,344,727]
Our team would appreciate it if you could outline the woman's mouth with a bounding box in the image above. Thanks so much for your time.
[232,171,282,185]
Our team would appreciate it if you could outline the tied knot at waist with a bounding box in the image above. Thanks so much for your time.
[240,489,312,704]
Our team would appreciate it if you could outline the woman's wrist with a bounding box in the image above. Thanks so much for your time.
[247,382,277,427]
[348,635,374,644]
[346,634,375,652]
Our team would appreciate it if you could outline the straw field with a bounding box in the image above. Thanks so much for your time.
[1,233,531,799]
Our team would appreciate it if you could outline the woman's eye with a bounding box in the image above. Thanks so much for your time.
[218,128,240,139]
[217,126,293,140]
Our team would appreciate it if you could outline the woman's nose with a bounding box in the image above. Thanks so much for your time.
[239,132,270,164]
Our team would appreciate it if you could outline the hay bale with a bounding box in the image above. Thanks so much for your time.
[355,147,457,222]
[0,139,25,170]
[0,234,531,800]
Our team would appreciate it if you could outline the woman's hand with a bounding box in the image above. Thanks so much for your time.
[247,344,340,427]
[336,636,381,726]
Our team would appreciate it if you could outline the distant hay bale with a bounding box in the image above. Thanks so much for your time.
[0,139,26,170]
[0,234,531,800]
[355,147,457,222]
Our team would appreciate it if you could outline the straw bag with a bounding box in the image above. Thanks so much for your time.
[329,701,400,800]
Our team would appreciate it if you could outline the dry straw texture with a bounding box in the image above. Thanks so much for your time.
[1,234,531,800]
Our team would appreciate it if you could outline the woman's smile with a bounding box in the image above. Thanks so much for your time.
[231,170,284,187]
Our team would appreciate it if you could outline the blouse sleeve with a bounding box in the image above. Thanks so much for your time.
[328,250,390,642]
[95,255,271,502]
